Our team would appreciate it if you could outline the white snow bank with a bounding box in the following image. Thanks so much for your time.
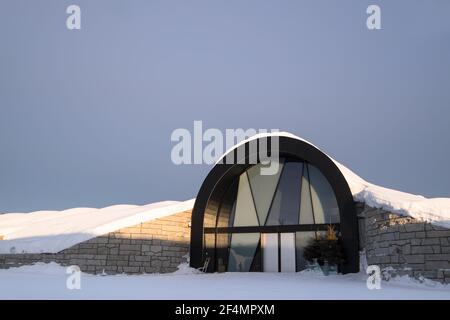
[0,199,195,254]
[220,132,450,228]
[0,262,448,300]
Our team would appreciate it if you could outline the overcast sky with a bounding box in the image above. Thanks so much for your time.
[1,0,449,213]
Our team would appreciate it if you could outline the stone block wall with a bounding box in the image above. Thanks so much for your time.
[0,210,192,275]
[357,203,450,283]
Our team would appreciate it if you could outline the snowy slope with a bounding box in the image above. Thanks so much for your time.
[0,199,195,254]
[219,132,450,228]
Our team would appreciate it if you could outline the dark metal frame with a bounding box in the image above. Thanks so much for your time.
[205,224,339,234]
[190,136,359,273]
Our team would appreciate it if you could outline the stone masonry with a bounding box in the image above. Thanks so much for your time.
[2,203,450,283]
[357,203,450,283]
[0,210,192,275]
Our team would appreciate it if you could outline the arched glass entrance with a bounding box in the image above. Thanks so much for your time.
[190,135,359,274]
[204,158,341,272]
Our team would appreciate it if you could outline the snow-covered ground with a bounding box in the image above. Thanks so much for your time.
[0,262,449,300]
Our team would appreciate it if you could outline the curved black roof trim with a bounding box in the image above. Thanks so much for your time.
[190,136,359,273]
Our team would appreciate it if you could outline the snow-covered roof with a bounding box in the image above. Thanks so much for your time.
[0,200,194,254]
[0,131,449,254]
[218,132,450,228]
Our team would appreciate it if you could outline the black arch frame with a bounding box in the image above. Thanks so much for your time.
[190,136,359,273]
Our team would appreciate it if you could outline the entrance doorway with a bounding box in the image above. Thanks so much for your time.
[262,233,296,272]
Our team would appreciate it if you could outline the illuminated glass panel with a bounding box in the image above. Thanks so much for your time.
[247,161,284,226]
[299,164,315,224]
[233,173,259,226]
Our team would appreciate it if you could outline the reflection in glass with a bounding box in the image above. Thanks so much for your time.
[308,164,340,224]
[247,161,284,226]
[266,162,303,225]
[228,199,236,228]
[228,233,260,272]
[217,179,238,228]
[216,233,231,272]
[295,231,316,271]
[204,233,216,271]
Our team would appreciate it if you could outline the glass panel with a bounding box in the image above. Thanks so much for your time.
[228,199,236,228]
[233,173,259,226]
[295,231,316,271]
[280,233,296,272]
[203,201,220,228]
[262,233,279,272]
[216,179,238,228]
[228,233,260,272]
[266,162,303,225]
[204,233,216,271]
[247,161,284,226]
[308,164,340,224]
[249,239,262,272]
[216,233,231,272]
[299,164,315,224]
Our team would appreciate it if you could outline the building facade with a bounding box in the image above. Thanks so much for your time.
[2,134,450,283]
[189,134,359,274]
